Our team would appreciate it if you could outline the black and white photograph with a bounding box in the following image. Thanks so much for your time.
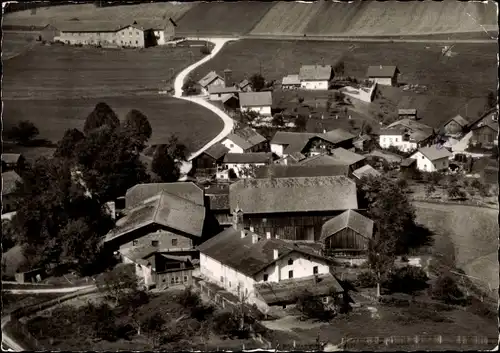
[1,0,499,351]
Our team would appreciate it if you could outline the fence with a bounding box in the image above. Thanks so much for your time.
[411,196,498,209]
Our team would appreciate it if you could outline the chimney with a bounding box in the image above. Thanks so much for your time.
[252,234,259,244]
[241,230,246,239]
[224,69,232,88]
[266,231,271,239]
[273,249,279,260]
[250,226,255,232]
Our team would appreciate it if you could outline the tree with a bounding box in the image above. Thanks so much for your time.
[6,120,39,144]
[384,266,429,294]
[364,123,373,135]
[430,274,466,305]
[1,220,17,253]
[200,45,211,55]
[249,73,265,92]
[333,60,345,77]
[54,128,86,159]
[142,312,166,348]
[368,232,396,298]
[182,78,198,96]
[83,102,120,134]
[123,289,150,336]
[447,182,466,200]
[239,110,259,125]
[295,114,308,132]
[97,265,139,305]
[272,113,284,127]
[486,90,497,110]
[123,109,152,146]
[151,135,188,182]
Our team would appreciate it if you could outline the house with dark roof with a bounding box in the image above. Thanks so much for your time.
[468,110,498,149]
[105,189,220,259]
[366,65,400,86]
[197,226,344,313]
[208,86,241,101]
[221,126,268,153]
[198,71,225,95]
[229,176,358,242]
[297,148,365,173]
[320,209,373,265]
[442,115,470,136]
[222,94,240,110]
[125,182,205,209]
[192,143,230,177]
[239,91,273,117]
[220,153,276,179]
[1,170,23,213]
[409,145,452,172]
[299,65,333,90]
[398,108,418,120]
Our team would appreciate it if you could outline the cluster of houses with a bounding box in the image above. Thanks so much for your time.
[39,18,177,48]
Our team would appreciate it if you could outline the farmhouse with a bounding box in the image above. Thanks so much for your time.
[220,152,275,179]
[442,115,469,136]
[275,152,307,165]
[298,148,365,173]
[208,86,241,101]
[366,65,400,86]
[125,182,205,209]
[298,65,333,90]
[320,209,373,265]
[270,132,318,157]
[198,71,225,95]
[2,153,26,172]
[409,145,452,172]
[229,176,358,241]
[281,74,301,90]
[198,226,343,313]
[398,109,418,120]
[240,91,273,117]
[121,245,195,290]
[379,119,435,152]
[1,170,23,213]
[255,164,349,179]
[192,143,229,177]
[468,110,498,149]
[221,126,268,153]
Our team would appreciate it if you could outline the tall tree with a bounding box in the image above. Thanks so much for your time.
[6,120,39,144]
[123,109,153,149]
[486,90,497,110]
[151,135,188,182]
[249,73,265,92]
[83,102,120,134]
[54,128,86,159]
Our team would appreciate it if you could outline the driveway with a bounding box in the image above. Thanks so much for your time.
[173,37,238,175]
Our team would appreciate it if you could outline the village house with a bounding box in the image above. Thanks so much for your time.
[237,79,253,92]
[298,65,333,90]
[125,182,205,209]
[197,226,345,314]
[351,164,381,182]
[409,145,452,172]
[398,108,418,120]
[366,65,400,86]
[468,110,498,149]
[208,86,241,101]
[281,74,301,90]
[441,115,470,136]
[121,245,195,290]
[379,119,435,152]
[219,152,276,179]
[222,94,240,110]
[1,170,23,214]
[298,148,366,174]
[239,91,273,117]
[353,135,372,152]
[320,209,374,266]
[255,164,350,179]
[191,143,230,177]
[221,126,268,154]
[1,153,26,173]
[198,71,225,95]
[204,185,232,228]
[229,176,358,242]
[270,132,318,157]
[275,152,307,165]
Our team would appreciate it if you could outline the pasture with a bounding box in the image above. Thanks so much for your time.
[192,39,497,128]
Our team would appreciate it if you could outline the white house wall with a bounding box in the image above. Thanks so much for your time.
[241,106,272,117]
[369,77,393,86]
[410,151,449,172]
[154,30,166,45]
[223,162,266,178]
[270,144,285,157]
[300,80,329,90]
[379,135,417,152]
[221,138,245,153]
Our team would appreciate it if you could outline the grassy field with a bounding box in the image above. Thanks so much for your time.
[413,201,499,298]
[175,2,275,37]
[2,3,194,27]
[192,39,496,129]
[1,32,40,60]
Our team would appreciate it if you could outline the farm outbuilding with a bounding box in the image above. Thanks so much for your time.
[366,65,400,86]
[40,24,61,42]
[398,108,418,120]
[299,65,332,90]
[442,115,469,136]
[198,71,225,95]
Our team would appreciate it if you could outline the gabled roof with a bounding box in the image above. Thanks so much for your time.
[444,115,469,128]
[319,129,356,145]
[254,164,349,179]
[198,71,223,88]
[271,132,317,155]
[225,126,267,151]
[299,65,332,81]
[287,152,307,162]
[400,158,416,167]
[366,65,400,78]
[330,148,365,166]
[202,143,229,160]
[282,74,301,86]
[298,154,345,167]
[125,182,204,209]
[223,152,274,164]
[105,191,206,243]
[352,165,381,179]
[120,244,158,263]
[229,176,358,214]
[238,79,251,89]
[205,185,230,211]
[469,109,498,130]
[413,145,452,161]
[387,119,433,133]
[2,171,22,195]
[470,113,498,132]
[53,21,123,32]
[398,109,417,115]
[379,128,403,136]
[208,86,240,94]
[1,153,22,165]
[222,94,239,104]
[240,91,273,107]
[320,209,373,242]
[255,273,344,305]
[198,227,330,278]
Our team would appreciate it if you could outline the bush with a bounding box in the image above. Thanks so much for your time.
[200,45,211,55]
[355,271,377,288]
[6,120,40,144]
[430,274,467,305]
[384,266,429,294]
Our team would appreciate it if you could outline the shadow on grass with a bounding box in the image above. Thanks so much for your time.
[19,139,57,148]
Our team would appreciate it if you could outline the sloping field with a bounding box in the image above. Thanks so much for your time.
[303,1,367,35]
[250,1,322,36]
[2,3,193,27]
[1,32,39,60]
[175,2,275,37]
[414,202,499,298]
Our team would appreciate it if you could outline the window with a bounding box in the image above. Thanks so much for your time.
[136,31,139,35]
[245,288,248,296]
[263,274,268,282]
[129,32,132,36]
[135,40,138,44]
[132,240,138,246]
[220,276,224,283]
[421,156,424,159]
[288,258,293,266]
[230,143,234,148]
[162,278,166,283]
[395,138,398,142]
[229,281,231,287]
[183,276,188,283]
[322,297,329,304]
[172,239,178,247]
[288,270,293,279]
[151,240,159,247]
[121,40,123,44]
[171,277,175,284]
[175,277,180,284]
[313,266,318,275]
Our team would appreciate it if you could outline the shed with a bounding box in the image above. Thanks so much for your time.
[366,65,400,86]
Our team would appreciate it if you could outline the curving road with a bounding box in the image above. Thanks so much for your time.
[172,37,237,175]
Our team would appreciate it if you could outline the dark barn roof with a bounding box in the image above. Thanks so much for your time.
[255,164,349,179]
[320,209,374,242]
[125,182,204,209]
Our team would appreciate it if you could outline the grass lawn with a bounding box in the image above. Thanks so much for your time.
[192,39,496,128]
[1,32,40,60]
[1,292,66,315]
